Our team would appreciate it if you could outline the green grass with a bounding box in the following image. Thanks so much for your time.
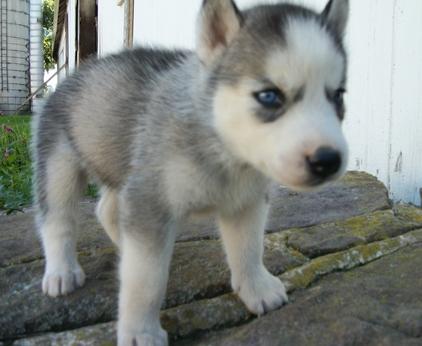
[0,115,32,213]
[0,115,99,214]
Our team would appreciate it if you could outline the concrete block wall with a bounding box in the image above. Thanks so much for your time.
[0,0,30,114]
[29,0,44,114]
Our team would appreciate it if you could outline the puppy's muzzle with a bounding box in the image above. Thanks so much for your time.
[306,146,342,180]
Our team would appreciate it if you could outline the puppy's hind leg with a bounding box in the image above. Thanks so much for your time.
[96,187,120,245]
[34,137,87,297]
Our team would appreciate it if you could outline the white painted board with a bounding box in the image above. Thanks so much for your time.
[96,0,422,206]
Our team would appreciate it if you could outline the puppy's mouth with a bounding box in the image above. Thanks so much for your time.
[306,174,340,188]
[281,175,337,192]
[305,176,326,187]
[283,177,326,192]
[279,167,345,192]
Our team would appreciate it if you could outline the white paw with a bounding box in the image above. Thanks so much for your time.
[118,327,168,346]
[42,263,86,297]
[234,267,288,316]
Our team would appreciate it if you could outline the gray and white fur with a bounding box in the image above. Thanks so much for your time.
[32,0,349,345]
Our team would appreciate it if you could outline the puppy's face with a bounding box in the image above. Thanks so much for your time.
[198,0,349,190]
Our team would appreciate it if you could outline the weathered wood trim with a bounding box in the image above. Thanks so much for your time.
[78,0,97,63]
[124,0,133,48]
[53,0,68,61]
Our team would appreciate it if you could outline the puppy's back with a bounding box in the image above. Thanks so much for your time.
[35,48,190,187]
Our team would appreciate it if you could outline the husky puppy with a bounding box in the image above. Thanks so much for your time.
[33,0,349,344]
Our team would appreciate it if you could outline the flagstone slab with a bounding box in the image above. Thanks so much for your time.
[178,241,422,346]
[0,237,305,341]
[180,171,391,240]
[285,208,422,257]
[11,229,422,345]
[0,172,390,269]
[0,171,399,344]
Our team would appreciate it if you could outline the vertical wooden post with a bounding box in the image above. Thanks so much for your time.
[79,0,97,63]
[124,0,134,48]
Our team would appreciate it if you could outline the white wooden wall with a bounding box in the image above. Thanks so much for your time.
[57,0,77,83]
[97,0,125,56]
[57,29,67,82]
[67,0,77,73]
[97,0,422,206]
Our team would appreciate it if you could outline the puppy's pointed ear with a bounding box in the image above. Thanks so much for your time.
[321,0,349,37]
[196,0,243,66]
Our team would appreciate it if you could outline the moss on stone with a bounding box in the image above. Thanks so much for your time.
[281,230,422,291]
[343,211,389,236]
[265,231,309,265]
[286,209,419,258]
[161,293,250,338]
[394,204,422,224]
[340,171,385,187]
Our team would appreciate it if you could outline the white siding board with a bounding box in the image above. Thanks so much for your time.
[97,0,125,57]
[388,0,422,206]
[344,0,396,185]
[132,0,275,48]
[133,0,201,48]
[91,0,422,205]
[57,29,67,82]
[66,0,77,73]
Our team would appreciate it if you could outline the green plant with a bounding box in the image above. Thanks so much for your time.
[0,116,32,214]
[0,116,99,214]
[43,0,55,71]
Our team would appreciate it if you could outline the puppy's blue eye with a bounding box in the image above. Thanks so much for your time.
[254,89,284,108]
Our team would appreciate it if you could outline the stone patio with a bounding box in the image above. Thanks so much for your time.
[1,172,421,345]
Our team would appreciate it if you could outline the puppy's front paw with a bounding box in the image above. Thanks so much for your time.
[118,327,168,346]
[235,267,288,316]
[42,263,85,297]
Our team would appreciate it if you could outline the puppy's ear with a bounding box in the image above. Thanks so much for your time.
[196,0,243,66]
[321,0,349,37]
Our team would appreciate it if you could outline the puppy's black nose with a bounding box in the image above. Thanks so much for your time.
[307,147,341,179]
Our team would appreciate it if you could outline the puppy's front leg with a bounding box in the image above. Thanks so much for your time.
[218,197,288,315]
[118,214,176,346]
